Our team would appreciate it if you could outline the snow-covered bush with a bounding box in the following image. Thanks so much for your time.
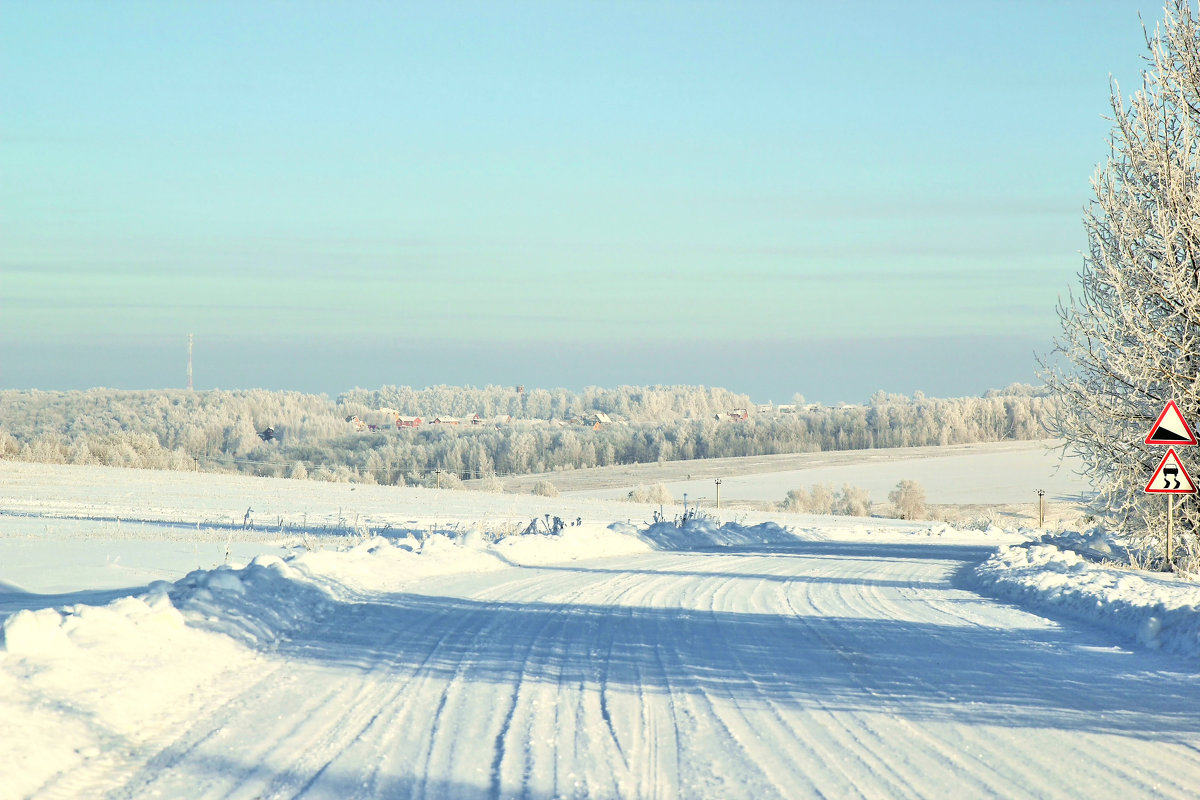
[0,430,20,458]
[435,471,464,490]
[888,479,927,519]
[478,474,504,493]
[780,484,834,514]
[628,483,674,504]
[833,484,872,517]
[781,483,868,516]
[530,479,559,497]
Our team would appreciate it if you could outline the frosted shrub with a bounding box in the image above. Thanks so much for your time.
[24,434,68,464]
[833,484,872,517]
[312,465,355,483]
[438,472,464,490]
[479,474,504,493]
[780,487,809,513]
[0,430,19,458]
[289,461,308,480]
[779,483,835,514]
[808,484,835,514]
[888,479,927,520]
[531,480,559,497]
[628,483,674,504]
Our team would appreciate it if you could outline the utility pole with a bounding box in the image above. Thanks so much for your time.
[1036,489,1045,528]
[715,478,722,510]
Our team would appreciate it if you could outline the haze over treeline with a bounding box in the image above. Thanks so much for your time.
[0,384,1056,486]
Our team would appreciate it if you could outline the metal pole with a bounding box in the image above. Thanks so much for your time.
[715,479,722,510]
[1168,494,1175,569]
[1037,489,1046,528]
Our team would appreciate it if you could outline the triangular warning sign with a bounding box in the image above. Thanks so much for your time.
[1145,448,1198,494]
[1145,400,1197,445]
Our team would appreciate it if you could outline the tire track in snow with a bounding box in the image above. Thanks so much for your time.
[387,563,642,799]
[483,564,651,799]
[709,552,939,799]
[784,552,1001,798]
[606,557,778,799]
[917,570,1200,799]
[39,537,1200,800]
[101,579,523,800]
[31,659,288,800]
[707,559,901,798]
[788,543,1200,799]
[847,552,1185,799]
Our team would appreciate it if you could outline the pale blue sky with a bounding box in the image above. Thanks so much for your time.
[1,1,1165,402]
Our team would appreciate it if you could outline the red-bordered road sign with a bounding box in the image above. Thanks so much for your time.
[1145,448,1198,494]
[1146,400,1197,445]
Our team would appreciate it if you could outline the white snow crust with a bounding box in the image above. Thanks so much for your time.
[973,535,1200,656]
[3,458,1200,798]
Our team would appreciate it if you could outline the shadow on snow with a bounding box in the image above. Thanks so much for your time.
[265,539,1200,741]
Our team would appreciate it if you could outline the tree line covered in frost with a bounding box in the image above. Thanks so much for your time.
[339,384,756,423]
[0,383,1055,485]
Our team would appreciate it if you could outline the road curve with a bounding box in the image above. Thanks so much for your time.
[49,537,1200,799]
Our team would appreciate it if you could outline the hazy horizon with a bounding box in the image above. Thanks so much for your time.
[0,332,1046,405]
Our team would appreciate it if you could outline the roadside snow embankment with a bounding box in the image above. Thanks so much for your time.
[641,518,802,550]
[0,518,785,796]
[0,576,265,799]
[972,539,1200,657]
[0,521,678,796]
[495,522,653,565]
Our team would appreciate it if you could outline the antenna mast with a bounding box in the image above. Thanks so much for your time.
[187,333,194,390]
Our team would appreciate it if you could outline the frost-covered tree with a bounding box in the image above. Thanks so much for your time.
[832,484,871,517]
[888,479,926,520]
[1044,0,1200,567]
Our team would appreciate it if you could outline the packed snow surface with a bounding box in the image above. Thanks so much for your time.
[3,460,1200,799]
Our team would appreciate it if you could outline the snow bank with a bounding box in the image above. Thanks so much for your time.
[641,518,802,550]
[0,585,257,799]
[0,536,504,797]
[168,555,338,646]
[288,523,658,590]
[287,534,508,593]
[972,541,1200,657]
[493,522,654,565]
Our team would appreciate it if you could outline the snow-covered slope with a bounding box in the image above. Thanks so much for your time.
[3,460,1200,799]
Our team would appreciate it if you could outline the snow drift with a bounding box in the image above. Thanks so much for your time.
[640,517,802,550]
[972,538,1200,657]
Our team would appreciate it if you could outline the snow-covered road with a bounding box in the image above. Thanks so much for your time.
[3,461,1199,798]
[26,534,1200,799]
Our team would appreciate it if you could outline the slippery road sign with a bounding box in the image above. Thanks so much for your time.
[1145,448,1198,494]
[1145,400,1197,445]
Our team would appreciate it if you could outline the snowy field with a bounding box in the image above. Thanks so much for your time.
[553,439,1089,507]
[3,455,1200,799]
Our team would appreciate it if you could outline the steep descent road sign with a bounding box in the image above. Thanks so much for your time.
[1146,400,1197,445]
[1145,448,1198,494]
